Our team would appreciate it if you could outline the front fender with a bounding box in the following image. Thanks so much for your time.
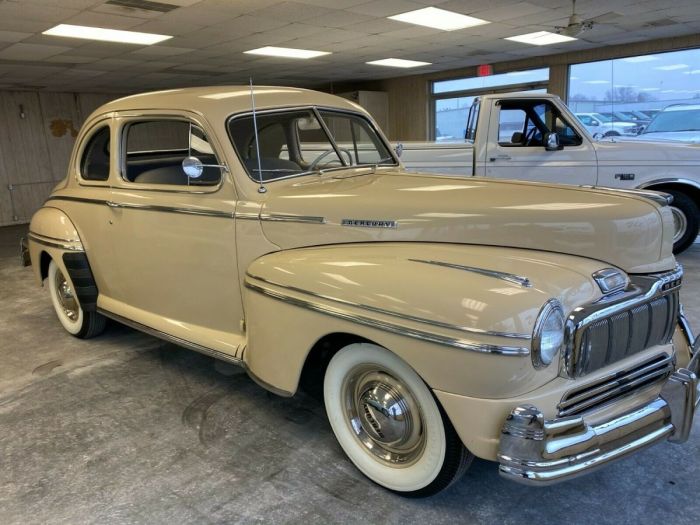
[243,242,605,398]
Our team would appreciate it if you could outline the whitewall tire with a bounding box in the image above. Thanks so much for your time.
[324,343,472,497]
[47,259,106,339]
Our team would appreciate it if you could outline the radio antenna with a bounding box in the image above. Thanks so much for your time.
[249,78,266,194]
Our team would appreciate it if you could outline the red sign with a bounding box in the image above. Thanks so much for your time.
[477,64,493,77]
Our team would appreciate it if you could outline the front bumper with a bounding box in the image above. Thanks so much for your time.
[498,343,699,485]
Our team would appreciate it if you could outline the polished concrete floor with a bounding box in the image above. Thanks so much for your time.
[1,223,699,525]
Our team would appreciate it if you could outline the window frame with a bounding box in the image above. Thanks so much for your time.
[430,72,549,140]
[76,118,112,187]
[115,112,226,194]
[226,105,399,185]
[495,99,584,148]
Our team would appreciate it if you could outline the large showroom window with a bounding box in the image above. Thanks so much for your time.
[568,48,700,135]
[431,68,549,141]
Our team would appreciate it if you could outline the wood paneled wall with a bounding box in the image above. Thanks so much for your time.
[332,34,700,141]
[0,91,119,226]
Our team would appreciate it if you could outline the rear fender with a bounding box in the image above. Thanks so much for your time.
[28,207,84,285]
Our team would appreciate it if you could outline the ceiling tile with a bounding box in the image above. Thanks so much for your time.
[0,31,33,43]
[0,43,72,61]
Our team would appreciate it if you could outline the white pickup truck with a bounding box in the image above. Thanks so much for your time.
[398,92,700,253]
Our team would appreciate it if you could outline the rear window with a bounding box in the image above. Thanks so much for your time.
[80,126,110,181]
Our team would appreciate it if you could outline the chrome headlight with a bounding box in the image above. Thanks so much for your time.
[532,299,565,369]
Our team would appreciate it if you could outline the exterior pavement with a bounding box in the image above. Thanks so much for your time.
[1,223,699,525]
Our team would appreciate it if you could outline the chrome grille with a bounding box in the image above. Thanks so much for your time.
[564,264,682,378]
[575,291,679,377]
[558,354,674,417]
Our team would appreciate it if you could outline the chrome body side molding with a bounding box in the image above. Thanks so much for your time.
[408,258,532,288]
[47,196,234,219]
[246,272,531,340]
[28,232,84,251]
[259,212,326,224]
[583,185,673,206]
[245,278,530,356]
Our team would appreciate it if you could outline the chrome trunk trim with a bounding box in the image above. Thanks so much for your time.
[408,259,531,288]
[245,278,529,355]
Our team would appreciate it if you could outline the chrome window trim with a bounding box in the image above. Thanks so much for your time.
[46,196,234,219]
[408,258,532,288]
[225,105,399,185]
[115,113,227,194]
[76,118,113,188]
[247,272,531,340]
[245,278,530,355]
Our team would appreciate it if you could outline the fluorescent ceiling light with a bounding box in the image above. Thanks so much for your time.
[43,24,171,45]
[244,46,330,59]
[366,58,431,68]
[505,31,577,46]
[388,7,489,31]
[655,63,688,71]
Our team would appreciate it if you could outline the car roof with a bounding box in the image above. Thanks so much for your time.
[662,104,700,112]
[86,85,364,122]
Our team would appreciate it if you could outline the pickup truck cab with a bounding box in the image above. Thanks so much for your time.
[399,92,700,253]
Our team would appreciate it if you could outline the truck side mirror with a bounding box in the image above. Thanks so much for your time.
[544,133,560,151]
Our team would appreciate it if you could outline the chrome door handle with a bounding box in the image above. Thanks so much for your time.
[489,154,511,162]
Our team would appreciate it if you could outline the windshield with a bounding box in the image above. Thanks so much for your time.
[228,108,397,182]
[643,109,700,133]
[593,113,612,123]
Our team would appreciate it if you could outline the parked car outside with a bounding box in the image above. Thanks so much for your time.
[575,112,642,137]
[24,86,699,497]
[637,104,700,143]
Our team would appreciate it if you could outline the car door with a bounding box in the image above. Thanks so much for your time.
[485,98,597,186]
[103,111,244,358]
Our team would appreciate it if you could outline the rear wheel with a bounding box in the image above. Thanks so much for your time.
[667,190,699,254]
[323,343,472,497]
[48,259,106,338]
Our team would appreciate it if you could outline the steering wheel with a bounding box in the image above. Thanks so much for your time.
[309,147,353,171]
[524,126,541,147]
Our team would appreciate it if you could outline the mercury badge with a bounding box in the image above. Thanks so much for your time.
[341,219,397,229]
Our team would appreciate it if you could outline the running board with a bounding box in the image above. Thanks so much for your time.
[96,307,244,366]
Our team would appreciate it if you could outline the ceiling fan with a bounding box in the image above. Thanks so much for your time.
[554,0,622,37]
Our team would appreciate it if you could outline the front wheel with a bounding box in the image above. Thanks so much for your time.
[667,190,699,254]
[48,259,106,338]
[324,343,472,497]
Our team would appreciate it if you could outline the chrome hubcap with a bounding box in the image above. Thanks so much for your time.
[54,268,79,322]
[342,367,426,466]
[671,206,688,243]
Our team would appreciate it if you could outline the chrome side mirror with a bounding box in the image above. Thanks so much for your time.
[182,156,204,178]
[544,132,560,151]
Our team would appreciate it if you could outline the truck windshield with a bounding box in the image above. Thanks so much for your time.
[643,109,700,133]
[228,108,397,182]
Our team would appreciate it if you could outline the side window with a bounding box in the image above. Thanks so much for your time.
[578,115,593,126]
[498,108,527,144]
[123,120,221,186]
[499,101,583,147]
[80,126,110,181]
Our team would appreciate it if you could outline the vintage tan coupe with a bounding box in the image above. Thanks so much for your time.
[26,86,699,496]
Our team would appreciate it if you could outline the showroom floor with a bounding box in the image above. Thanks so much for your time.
[1,223,699,525]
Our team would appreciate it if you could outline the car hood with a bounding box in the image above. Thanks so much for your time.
[594,137,700,162]
[259,170,674,273]
[634,131,700,143]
